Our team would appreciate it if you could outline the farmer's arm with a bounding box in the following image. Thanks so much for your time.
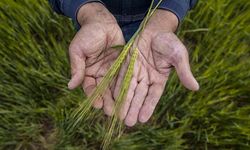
[48,0,104,28]
[148,0,198,32]
[156,0,198,24]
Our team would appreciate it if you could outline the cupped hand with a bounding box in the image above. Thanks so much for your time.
[114,10,199,126]
[68,3,125,114]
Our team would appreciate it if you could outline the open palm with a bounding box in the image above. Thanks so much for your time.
[68,21,125,115]
[114,31,199,126]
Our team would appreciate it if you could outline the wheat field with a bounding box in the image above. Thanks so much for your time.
[0,0,250,149]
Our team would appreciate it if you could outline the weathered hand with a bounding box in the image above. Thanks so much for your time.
[68,3,125,114]
[114,10,199,126]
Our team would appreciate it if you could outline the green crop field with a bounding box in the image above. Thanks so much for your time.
[0,0,250,149]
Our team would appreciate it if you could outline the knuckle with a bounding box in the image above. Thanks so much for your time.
[171,50,184,64]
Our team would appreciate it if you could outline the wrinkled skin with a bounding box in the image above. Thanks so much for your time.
[68,3,199,127]
[113,10,199,126]
[114,31,199,126]
[68,3,125,115]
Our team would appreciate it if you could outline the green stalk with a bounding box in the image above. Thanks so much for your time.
[68,0,163,148]
[102,48,139,150]
[69,42,133,130]
[101,1,164,149]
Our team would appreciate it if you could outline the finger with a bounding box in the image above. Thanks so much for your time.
[113,56,130,100]
[138,83,165,123]
[103,87,115,116]
[102,73,118,116]
[82,76,103,109]
[110,77,117,94]
[68,46,86,90]
[113,56,139,120]
[125,80,148,127]
[94,78,104,109]
[119,77,137,120]
[173,51,199,91]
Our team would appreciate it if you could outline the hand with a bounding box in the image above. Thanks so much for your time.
[113,10,199,126]
[68,3,125,115]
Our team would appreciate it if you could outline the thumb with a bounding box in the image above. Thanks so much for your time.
[68,46,86,90]
[173,50,199,91]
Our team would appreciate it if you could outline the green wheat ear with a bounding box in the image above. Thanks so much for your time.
[98,0,163,146]
[67,0,164,148]
[111,45,125,50]
[68,42,134,131]
[102,48,139,150]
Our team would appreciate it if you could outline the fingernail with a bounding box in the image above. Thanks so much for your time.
[68,80,74,90]
[195,84,200,91]
[193,80,200,91]
[139,115,148,123]
[125,117,136,127]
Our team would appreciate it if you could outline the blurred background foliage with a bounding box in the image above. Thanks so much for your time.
[0,0,250,149]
